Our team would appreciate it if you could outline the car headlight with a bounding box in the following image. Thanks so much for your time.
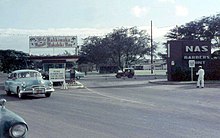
[9,123,28,138]
[21,82,26,88]
[49,81,53,86]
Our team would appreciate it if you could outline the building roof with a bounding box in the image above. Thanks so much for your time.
[30,55,79,62]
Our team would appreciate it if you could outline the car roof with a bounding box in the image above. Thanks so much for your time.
[12,69,39,73]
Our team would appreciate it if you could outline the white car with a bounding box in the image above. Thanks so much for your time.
[65,70,85,80]
[75,70,85,79]
[4,69,55,99]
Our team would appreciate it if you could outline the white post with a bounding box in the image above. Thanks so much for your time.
[189,60,195,81]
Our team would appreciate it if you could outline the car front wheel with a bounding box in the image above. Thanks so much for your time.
[6,89,11,96]
[45,93,51,97]
[17,87,23,99]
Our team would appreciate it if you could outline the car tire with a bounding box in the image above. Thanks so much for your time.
[17,87,23,99]
[116,75,121,78]
[45,93,51,97]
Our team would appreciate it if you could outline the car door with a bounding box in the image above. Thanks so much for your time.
[6,73,19,93]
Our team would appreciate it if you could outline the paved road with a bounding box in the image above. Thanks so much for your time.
[1,75,220,138]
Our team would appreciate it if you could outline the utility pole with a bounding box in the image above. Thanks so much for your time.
[150,20,153,74]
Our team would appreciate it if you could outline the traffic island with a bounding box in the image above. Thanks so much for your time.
[59,81,84,89]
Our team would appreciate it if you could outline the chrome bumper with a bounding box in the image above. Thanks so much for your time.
[20,87,55,94]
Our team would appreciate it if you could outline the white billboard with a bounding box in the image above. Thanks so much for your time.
[49,68,65,82]
[29,36,77,48]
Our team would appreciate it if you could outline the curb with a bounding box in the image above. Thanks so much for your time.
[149,79,195,85]
[52,81,85,90]
[149,79,220,85]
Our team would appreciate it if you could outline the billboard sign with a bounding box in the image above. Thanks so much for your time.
[182,41,211,60]
[29,36,77,48]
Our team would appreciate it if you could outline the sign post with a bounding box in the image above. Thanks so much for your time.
[188,60,195,81]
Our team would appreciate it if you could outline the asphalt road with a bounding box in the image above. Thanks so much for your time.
[1,75,220,138]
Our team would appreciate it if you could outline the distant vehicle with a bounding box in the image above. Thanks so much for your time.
[65,70,85,80]
[116,68,135,78]
[0,99,28,138]
[4,69,55,99]
[75,70,85,79]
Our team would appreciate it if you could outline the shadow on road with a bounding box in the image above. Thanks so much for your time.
[0,92,47,102]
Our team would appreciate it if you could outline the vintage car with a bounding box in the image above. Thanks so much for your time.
[0,99,28,138]
[65,70,85,80]
[116,68,135,78]
[75,70,85,80]
[4,69,55,99]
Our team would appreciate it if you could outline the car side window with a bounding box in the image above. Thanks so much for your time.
[13,73,17,79]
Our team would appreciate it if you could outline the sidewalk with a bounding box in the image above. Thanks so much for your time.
[149,79,220,86]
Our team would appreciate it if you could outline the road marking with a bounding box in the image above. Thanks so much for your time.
[84,87,156,107]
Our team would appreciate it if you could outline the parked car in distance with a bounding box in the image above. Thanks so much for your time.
[65,70,85,80]
[75,70,85,79]
[0,99,28,138]
[116,68,135,78]
[4,69,55,99]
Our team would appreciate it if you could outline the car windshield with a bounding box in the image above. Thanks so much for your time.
[18,72,42,78]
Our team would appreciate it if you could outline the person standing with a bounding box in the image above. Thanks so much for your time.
[196,66,205,88]
[70,68,75,83]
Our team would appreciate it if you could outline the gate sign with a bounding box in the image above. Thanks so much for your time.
[29,36,77,48]
[167,40,211,81]
[188,60,195,68]
[49,68,65,82]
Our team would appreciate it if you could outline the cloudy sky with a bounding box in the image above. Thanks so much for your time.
[0,0,219,54]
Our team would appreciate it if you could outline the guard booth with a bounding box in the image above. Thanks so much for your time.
[30,55,79,82]
[167,40,211,81]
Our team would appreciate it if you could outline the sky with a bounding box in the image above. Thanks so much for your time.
[0,0,220,55]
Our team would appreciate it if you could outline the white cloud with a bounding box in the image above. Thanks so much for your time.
[0,26,171,54]
[131,6,150,18]
[158,0,175,4]
[0,28,112,39]
[175,5,189,17]
[0,28,113,54]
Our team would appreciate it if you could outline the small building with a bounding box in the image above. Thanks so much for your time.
[167,40,211,81]
[30,55,79,73]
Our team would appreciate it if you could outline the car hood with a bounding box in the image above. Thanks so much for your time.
[0,108,28,136]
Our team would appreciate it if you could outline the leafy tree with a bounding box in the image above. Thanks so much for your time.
[166,13,220,48]
[0,50,31,73]
[107,27,152,69]
[80,36,112,66]
[80,27,154,69]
